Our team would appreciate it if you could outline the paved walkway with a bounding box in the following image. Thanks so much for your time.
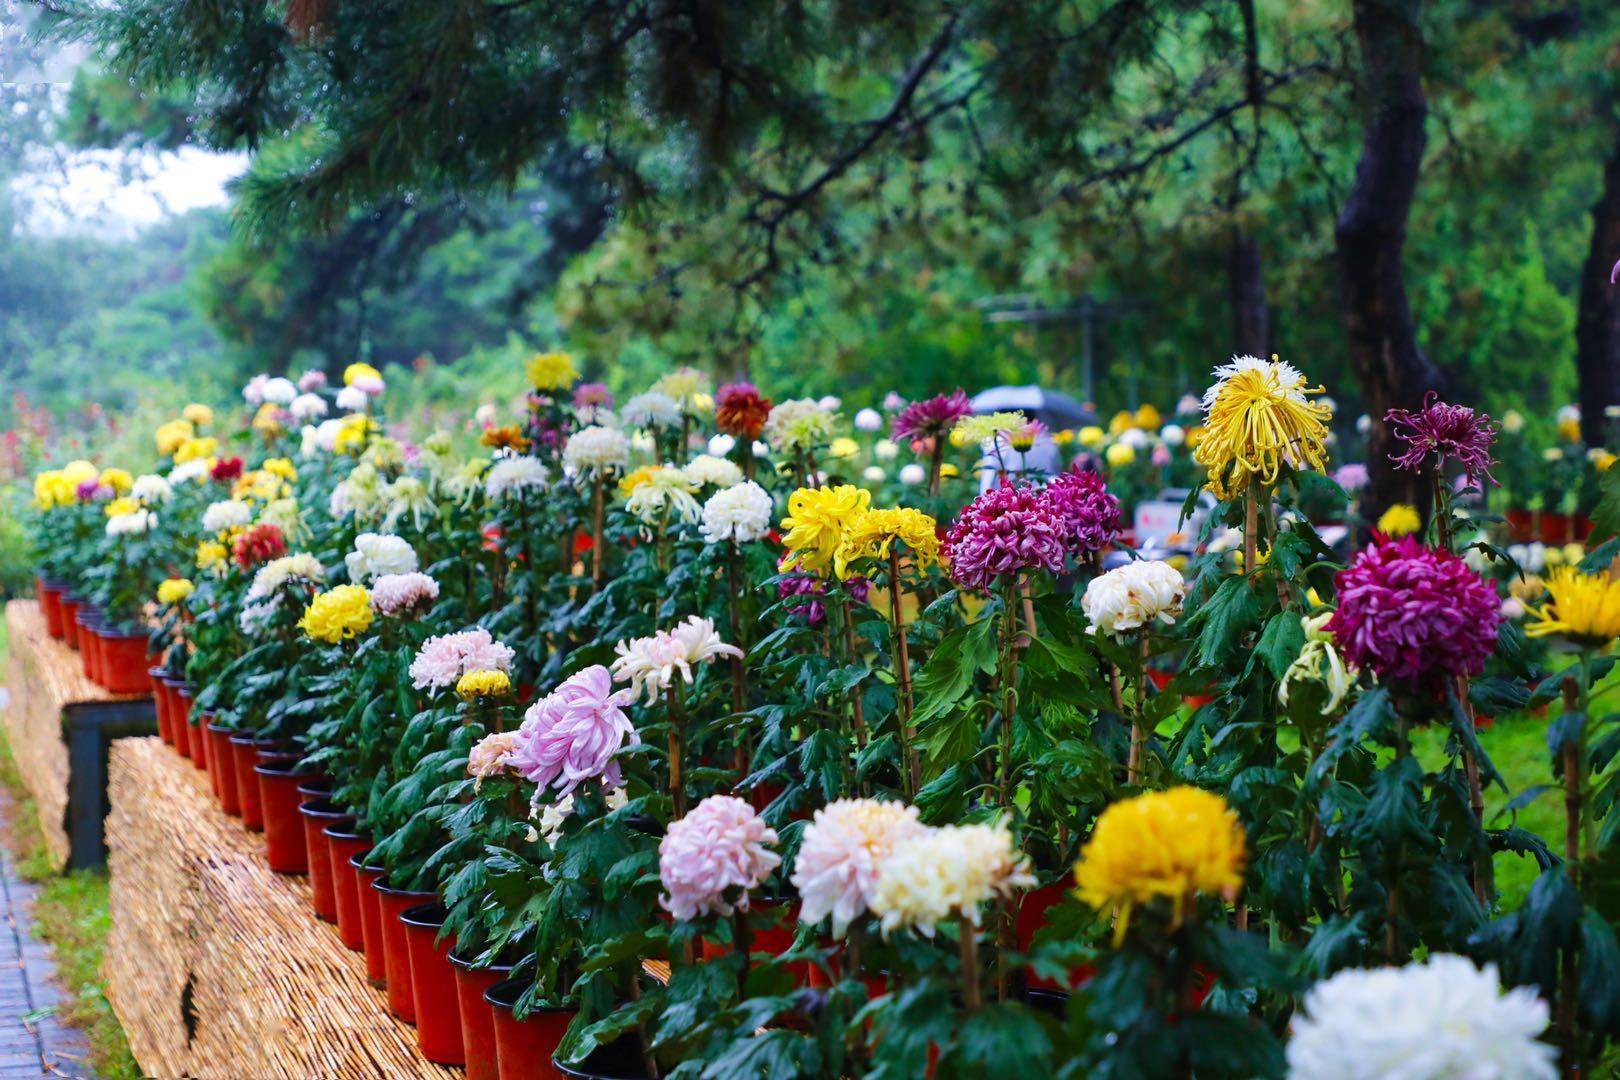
[0,791,96,1078]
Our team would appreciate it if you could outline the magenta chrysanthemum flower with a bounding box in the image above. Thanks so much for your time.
[659,795,781,921]
[943,482,1067,593]
[778,573,869,624]
[1043,467,1121,558]
[1326,536,1500,688]
[511,665,639,796]
[891,390,974,447]
[1386,392,1499,488]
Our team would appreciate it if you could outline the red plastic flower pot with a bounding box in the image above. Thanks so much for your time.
[353,858,389,987]
[374,879,438,1022]
[230,736,274,830]
[297,799,351,923]
[100,630,153,694]
[1542,512,1572,545]
[206,723,241,816]
[400,903,466,1065]
[254,764,311,874]
[38,579,65,638]
[549,1036,653,1080]
[324,826,372,952]
[59,596,81,650]
[78,618,99,682]
[150,669,173,744]
[449,951,514,1080]
[188,711,211,773]
[485,978,579,1080]
[172,688,194,760]
[1014,880,1095,991]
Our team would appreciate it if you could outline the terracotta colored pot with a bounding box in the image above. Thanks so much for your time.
[38,579,66,638]
[353,858,389,987]
[77,614,99,682]
[230,736,277,831]
[188,709,211,773]
[324,826,372,951]
[297,799,351,922]
[172,687,194,760]
[374,879,437,1022]
[449,951,514,1080]
[206,723,241,816]
[486,978,579,1080]
[401,904,465,1065]
[99,630,153,694]
[255,764,311,874]
[150,669,173,744]
[59,595,81,650]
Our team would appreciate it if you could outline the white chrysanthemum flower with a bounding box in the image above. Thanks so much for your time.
[622,391,682,429]
[563,425,631,475]
[792,799,926,937]
[1279,612,1355,712]
[314,418,346,453]
[1355,413,1373,434]
[854,407,883,432]
[708,433,737,456]
[335,385,369,412]
[442,459,490,503]
[329,463,382,519]
[382,476,433,531]
[1509,543,1547,574]
[243,374,269,405]
[535,787,629,846]
[1160,424,1186,447]
[106,510,156,536]
[764,398,838,452]
[1557,404,1581,424]
[257,497,304,539]
[610,616,744,705]
[370,572,440,617]
[1119,427,1150,450]
[699,481,773,544]
[862,466,886,484]
[169,458,212,485]
[874,438,898,461]
[898,463,926,485]
[131,474,171,503]
[1081,560,1186,639]
[870,821,1035,937]
[1201,354,1311,413]
[346,533,418,582]
[624,465,701,525]
[202,499,253,535]
[1286,955,1556,1080]
[682,454,743,489]
[818,395,842,411]
[247,552,325,598]
[352,372,386,396]
[290,393,328,421]
[261,376,298,405]
[485,456,549,500]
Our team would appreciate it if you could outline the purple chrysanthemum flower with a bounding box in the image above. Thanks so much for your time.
[891,390,974,446]
[1325,536,1499,688]
[778,573,868,624]
[1332,463,1370,494]
[1042,467,1121,558]
[1385,392,1499,488]
[943,482,1068,594]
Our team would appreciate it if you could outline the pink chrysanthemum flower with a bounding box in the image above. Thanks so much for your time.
[1326,536,1500,688]
[467,731,520,784]
[942,482,1067,594]
[409,627,516,691]
[1386,392,1499,489]
[792,799,926,937]
[370,572,439,617]
[511,666,639,796]
[659,795,781,921]
[1043,467,1121,558]
[891,390,974,449]
[573,382,613,408]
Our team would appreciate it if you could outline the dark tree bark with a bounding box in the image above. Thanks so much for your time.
[1575,131,1620,449]
[1229,227,1270,358]
[1335,0,1446,522]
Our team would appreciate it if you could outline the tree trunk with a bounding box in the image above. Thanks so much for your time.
[1229,227,1270,358]
[1575,131,1620,449]
[1336,0,1445,524]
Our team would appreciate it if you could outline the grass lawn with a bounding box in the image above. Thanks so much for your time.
[0,626,140,1079]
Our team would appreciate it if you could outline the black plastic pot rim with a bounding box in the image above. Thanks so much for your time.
[370,878,437,900]
[297,801,353,824]
[447,947,517,975]
[323,824,370,843]
[399,902,450,929]
[204,721,234,735]
[350,853,383,873]
[295,777,333,796]
[483,977,576,1014]
[252,762,310,779]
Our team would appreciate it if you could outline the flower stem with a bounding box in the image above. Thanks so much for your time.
[726,544,751,785]
[996,579,1021,810]
[888,548,920,798]
[1560,670,1585,1076]
[590,474,606,592]
[958,918,982,1012]
[667,682,687,819]
[1127,635,1149,786]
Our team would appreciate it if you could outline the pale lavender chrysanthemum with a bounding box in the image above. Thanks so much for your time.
[1332,463,1370,494]
[659,795,781,921]
[409,627,516,691]
[610,616,743,705]
[510,665,639,796]
[370,572,440,617]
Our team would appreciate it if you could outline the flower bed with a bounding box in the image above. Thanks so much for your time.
[26,356,1620,1077]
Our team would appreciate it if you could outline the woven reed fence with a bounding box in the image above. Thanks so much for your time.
[105,737,459,1079]
[4,599,145,869]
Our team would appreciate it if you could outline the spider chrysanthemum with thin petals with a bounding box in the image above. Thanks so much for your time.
[1386,391,1499,489]
[1193,355,1332,500]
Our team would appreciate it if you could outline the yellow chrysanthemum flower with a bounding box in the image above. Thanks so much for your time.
[344,362,383,387]
[1594,451,1617,473]
[833,507,943,580]
[1078,426,1105,448]
[617,465,661,498]
[61,460,98,487]
[155,419,194,456]
[1525,567,1620,646]
[456,669,514,699]
[299,585,374,643]
[1074,786,1247,944]
[1559,417,1582,442]
[99,468,133,493]
[104,497,140,518]
[333,414,377,455]
[1106,442,1136,467]
[174,436,219,464]
[526,351,579,391]
[1053,429,1076,447]
[652,366,709,405]
[157,578,195,605]
[183,403,214,427]
[939,463,960,479]
[1192,356,1331,501]
[1108,410,1135,435]
[196,540,228,573]
[1135,404,1162,430]
[263,457,298,482]
[780,485,872,578]
[33,471,75,509]
[252,402,285,435]
[234,470,287,503]
[828,437,861,460]
[1376,503,1422,538]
